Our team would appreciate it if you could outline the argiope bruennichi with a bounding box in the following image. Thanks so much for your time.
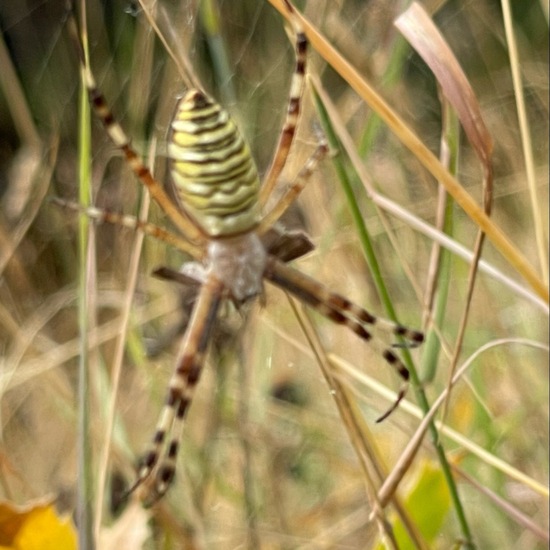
[65,0,423,503]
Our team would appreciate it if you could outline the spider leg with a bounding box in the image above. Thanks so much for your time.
[130,274,223,503]
[259,0,308,207]
[263,257,423,420]
[51,198,204,259]
[66,10,206,245]
[258,140,329,234]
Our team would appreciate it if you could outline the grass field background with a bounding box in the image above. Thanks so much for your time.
[0,0,548,548]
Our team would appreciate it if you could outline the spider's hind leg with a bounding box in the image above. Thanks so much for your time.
[129,274,223,503]
[263,257,424,421]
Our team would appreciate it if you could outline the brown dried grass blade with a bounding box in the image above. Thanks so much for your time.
[395,2,495,427]
[395,2,493,166]
[285,296,428,550]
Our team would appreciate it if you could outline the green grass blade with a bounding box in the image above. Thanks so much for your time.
[312,83,475,549]
[76,38,95,550]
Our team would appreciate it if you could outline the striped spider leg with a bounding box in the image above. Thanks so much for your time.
[263,258,423,423]
[67,0,423,504]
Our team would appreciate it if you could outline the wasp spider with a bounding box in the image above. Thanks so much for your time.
[66,0,423,503]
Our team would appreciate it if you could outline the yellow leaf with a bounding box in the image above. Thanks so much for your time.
[375,460,452,549]
[0,498,77,550]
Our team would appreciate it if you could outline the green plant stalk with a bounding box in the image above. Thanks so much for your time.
[358,34,410,157]
[312,88,475,549]
[200,0,237,107]
[312,87,402,329]
[422,104,459,383]
[77,64,95,549]
[421,196,452,383]
[416,106,475,547]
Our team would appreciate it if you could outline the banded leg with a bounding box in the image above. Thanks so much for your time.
[66,10,205,244]
[259,0,308,206]
[258,139,329,234]
[52,198,203,259]
[263,257,423,421]
[131,274,223,503]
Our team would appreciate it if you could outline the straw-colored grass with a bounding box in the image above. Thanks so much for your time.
[0,1,547,548]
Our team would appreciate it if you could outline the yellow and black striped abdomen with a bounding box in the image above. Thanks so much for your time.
[168,90,261,237]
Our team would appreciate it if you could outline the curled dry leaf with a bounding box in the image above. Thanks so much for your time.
[394,2,493,167]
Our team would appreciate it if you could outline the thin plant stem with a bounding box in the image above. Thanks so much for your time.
[312,85,476,549]
[76,13,95,548]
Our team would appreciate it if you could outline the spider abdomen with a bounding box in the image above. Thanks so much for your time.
[168,90,262,237]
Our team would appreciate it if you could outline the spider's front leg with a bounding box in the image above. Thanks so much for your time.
[130,274,223,504]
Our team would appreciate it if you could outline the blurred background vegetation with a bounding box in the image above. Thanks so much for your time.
[0,0,547,548]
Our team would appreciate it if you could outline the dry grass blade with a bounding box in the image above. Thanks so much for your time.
[3,297,175,392]
[454,468,549,543]
[285,296,428,550]
[0,142,58,277]
[137,0,201,89]
[395,3,493,166]
[329,337,549,510]
[93,170,152,539]
[0,8,54,272]
[395,1,495,428]
[0,31,40,149]
[500,0,548,284]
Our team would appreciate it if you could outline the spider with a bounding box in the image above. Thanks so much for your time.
[65,0,423,503]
